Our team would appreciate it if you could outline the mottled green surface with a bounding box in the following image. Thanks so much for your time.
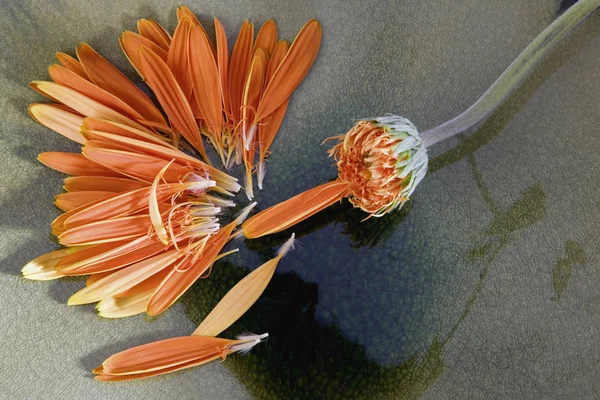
[1,0,600,399]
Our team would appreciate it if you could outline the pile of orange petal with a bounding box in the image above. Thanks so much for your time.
[22,6,316,380]
[23,6,321,321]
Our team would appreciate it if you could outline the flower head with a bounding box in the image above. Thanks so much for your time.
[329,115,428,217]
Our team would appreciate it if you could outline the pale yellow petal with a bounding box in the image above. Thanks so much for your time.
[192,234,295,336]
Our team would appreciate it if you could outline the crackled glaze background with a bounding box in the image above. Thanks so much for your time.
[1,0,599,399]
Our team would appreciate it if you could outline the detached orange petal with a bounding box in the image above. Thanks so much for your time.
[38,152,122,177]
[94,333,267,381]
[28,103,85,144]
[76,43,166,127]
[138,46,207,160]
[255,19,321,122]
[119,31,169,79]
[188,24,223,137]
[55,191,115,211]
[228,20,254,123]
[49,64,143,122]
[243,180,348,238]
[59,214,152,246]
[146,223,235,316]
[63,176,148,193]
[168,16,194,101]
[254,19,277,56]
[138,19,171,51]
[56,52,89,80]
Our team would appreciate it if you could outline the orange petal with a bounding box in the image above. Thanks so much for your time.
[80,131,235,191]
[188,24,223,138]
[59,214,152,246]
[49,64,144,122]
[58,236,165,275]
[68,249,182,305]
[138,46,207,160]
[146,223,237,316]
[257,99,289,188]
[86,270,115,286]
[265,40,290,88]
[99,336,232,375]
[114,267,170,298]
[63,176,148,193]
[95,353,222,381]
[175,6,215,54]
[242,49,269,150]
[176,6,201,25]
[149,161,173,245]
[255,19,321,122]
[65,239,166,275]
[167,16,194,101]
[82,143,196,183]
[214,18,229,121]
[56,52,89,80]
[82,118,171,148]
[228,20,254,123]
[28,103,85,144]
[97,290,154,319]
[55,191,115,211]
[30,81,144,130]
[38,152,122,177]
[61,185,173,229]
[76,43,166,127]
[242,180,348,238]
[119,31,170,79]
[22,248,69,280]
[254,20,277,56]
[193,234,294,337]
[59,240,133,272]
[138,19,171,51]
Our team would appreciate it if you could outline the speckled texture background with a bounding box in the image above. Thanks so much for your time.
[1,0,599,399]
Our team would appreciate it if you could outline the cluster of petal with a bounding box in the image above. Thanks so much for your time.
[23,6,322,318]
[118,6,321,199]
[23,25,263,317]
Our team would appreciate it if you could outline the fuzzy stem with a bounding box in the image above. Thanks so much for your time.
[420,0,600,148]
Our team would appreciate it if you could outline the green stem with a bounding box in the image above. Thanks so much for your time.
[421,0,600,148]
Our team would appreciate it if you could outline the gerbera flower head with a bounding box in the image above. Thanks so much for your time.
[329,115,428,216]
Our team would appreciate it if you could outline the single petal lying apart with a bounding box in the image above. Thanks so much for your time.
[193,234,295,337]
[94,333,268,381]
[242,180,348,238]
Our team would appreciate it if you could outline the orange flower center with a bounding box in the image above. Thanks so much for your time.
[329,121,410,215]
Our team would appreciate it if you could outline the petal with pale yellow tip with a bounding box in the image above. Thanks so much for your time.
[29,103,85,144]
